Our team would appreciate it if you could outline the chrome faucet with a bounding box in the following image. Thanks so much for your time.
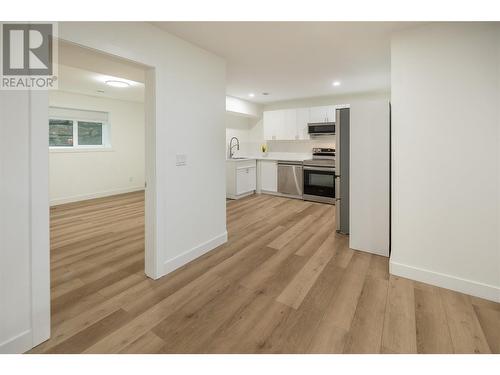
[229,137,240,158]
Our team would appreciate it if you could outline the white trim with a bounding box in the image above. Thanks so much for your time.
[50,186,145,206]
[390,260,500,303]
[352,246,389,258]
[0,330,32,354]
[226,190,255,200]
[163,231,228,275]
[49,147,114,153]
[144,68,158,279]
[30,90,51,351]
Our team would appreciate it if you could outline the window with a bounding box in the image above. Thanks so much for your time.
[78,121,103,146]
[49,119,74,147]
[49,107,110,149]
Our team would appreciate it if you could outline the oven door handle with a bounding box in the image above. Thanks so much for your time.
[303,166,335,172]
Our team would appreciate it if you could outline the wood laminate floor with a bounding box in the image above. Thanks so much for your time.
[30,191,500,354]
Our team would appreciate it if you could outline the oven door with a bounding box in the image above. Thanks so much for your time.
[303,166,335,204]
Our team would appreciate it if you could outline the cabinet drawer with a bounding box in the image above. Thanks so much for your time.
[233,159,256,169]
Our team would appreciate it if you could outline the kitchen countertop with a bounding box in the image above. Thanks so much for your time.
[229,152,311,162]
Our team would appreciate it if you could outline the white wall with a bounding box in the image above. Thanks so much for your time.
[350,99,390,256]
[391,23,500,302]
[225,113,253,157]
[0,22,226,353]
[226,96,262,118]
[49,91,145,205]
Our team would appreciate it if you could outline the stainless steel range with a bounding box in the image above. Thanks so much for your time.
[303,148,335,204]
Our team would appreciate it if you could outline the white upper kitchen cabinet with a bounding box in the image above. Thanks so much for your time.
[309,105,335,123]
[263,110,285,141]
[327,105,336,122]
[295,108,310,140]
[263,105,335,141]
[283,109,297,140]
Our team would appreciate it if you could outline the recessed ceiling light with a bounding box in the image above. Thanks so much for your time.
[105,80,130,88]
[262,92,270,96]
[332,81,341,87]
[249,93,255,98]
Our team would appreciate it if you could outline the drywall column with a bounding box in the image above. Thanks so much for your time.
[0,90,50,353]
[350,99,390,256]
[390,22,500,302]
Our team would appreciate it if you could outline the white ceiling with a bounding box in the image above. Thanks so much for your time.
[56,41,145,102]
[154,22,423,103]
[57,65,145,102]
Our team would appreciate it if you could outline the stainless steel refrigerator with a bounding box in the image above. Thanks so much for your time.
[335,108,350,234]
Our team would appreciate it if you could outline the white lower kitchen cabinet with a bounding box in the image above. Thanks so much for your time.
[226,159,257,199]
[257,160,278,193]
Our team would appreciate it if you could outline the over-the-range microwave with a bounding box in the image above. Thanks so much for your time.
[308,122,335,136]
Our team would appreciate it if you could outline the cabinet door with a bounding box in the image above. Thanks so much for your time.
[296,108,310,140]
[326,105,336,122]
[247,166,256,191]
[263,110,284,141]
[236,167,255,195]
[236,168,246,195]
[260,160,278,192]
[309,106,329,123]
[283,109,297,140]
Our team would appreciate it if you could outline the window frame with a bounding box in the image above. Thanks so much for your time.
[49,116,111,151]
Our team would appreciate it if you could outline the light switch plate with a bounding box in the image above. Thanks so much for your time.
[176,154,187,166]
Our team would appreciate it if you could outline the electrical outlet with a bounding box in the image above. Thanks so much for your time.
[176,154,187,166]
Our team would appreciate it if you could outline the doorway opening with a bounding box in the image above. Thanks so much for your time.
[46,41,153,344]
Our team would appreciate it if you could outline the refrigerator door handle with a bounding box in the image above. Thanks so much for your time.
[335,197,341,231]
[335,176,341,201]
[335,108,341,176]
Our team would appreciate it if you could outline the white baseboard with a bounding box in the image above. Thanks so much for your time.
[163,231,228,275]
[390,260,500,303]
[350,243,389,257]
[0,330,32,354]
[50,186,144,206]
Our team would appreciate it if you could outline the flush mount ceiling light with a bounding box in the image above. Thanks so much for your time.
[105,80,130,88]
[249,93,255,97]
[332,81,341,87]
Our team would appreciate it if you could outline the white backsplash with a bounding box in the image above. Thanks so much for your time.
[266,137,335,153]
